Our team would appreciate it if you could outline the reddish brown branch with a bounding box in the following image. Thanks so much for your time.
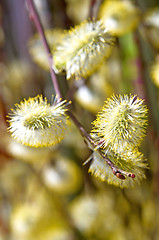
[26,0,135,180]
[26,0,62,101]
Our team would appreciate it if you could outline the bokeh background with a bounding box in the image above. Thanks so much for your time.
[0,0,159,239]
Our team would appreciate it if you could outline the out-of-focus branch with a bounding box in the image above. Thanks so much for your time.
[89,0,101,20]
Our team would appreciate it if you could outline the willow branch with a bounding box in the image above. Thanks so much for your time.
[26,0,62,100]
[26,0,135,180]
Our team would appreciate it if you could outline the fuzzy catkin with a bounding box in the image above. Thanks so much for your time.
[53,20,115,79]
[8,95,69,147]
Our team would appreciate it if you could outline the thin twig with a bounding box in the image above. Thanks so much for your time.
[99,151,135,179]
[26,0,62,101]
[26,0,135,180]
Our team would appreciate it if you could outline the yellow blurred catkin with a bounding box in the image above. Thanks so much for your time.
[99,0,140,36]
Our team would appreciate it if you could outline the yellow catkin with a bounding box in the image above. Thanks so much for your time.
[53,20,115,79]
[8,95,69,147]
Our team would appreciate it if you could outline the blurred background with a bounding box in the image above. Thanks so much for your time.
[0,0,159,239]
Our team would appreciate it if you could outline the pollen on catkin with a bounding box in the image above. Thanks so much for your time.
[53,20,115,79]
[91,94,148,153]
[7,95,69,147]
